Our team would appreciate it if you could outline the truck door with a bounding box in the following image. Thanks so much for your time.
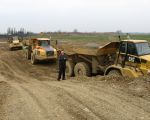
[117,42,140,67]
[125,42,141,67]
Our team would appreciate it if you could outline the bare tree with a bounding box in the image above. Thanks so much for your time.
[73,29,78,33]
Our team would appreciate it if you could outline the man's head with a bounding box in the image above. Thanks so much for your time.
[61,50,64,55]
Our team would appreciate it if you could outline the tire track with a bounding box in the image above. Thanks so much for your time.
[5,82,48,120]
[41,81,150,120]
[0,79,12,120]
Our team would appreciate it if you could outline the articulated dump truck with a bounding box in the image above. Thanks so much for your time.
[62,39,150,77]
[23,38,57,64]
[8,36,23,51]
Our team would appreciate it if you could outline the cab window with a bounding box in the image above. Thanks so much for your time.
[42,41,50,46]
[38,40,50,46]
[127,43,137,55]
[136,42,150,55]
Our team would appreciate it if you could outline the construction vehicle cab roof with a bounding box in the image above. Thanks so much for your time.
[31,38,50,41]
[121,39,147,43]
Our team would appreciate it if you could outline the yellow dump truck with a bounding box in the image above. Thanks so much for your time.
[23,38,57,64]
[8,36,22,50]
[63,39,150,77]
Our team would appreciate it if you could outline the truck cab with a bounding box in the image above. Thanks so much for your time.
[105,40,150,77]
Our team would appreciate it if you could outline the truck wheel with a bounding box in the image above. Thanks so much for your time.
[31,53,37,64]
[26,51,31,60]
[74,62,91,77]
[108,70,121,76]
[66,61,75,77]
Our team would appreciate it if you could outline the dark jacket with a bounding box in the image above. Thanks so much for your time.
[58,54,67,69]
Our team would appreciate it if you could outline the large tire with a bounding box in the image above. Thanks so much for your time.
[108,69,121,76]
[66,61,75,77]
[74,62,91,77]
[31,53,37,64]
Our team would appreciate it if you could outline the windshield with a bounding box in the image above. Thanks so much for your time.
[13,40,19,43]
[39,40,50,46]
[136,42,150,55]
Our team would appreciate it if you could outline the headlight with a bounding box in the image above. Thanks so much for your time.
[54,49,57,55]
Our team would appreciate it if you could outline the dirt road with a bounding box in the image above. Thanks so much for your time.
[0,42,150,120]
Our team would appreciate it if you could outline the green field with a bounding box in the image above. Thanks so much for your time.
[31,33,150,42]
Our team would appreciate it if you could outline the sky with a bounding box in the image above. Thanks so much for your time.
[0,0,150,33]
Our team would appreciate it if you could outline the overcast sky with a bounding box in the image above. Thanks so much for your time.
[0,0,149,33]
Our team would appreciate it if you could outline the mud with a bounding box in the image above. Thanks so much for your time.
[0,42,150,120]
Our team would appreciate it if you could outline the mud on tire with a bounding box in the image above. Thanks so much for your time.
[66,61,75,77]
[108,69,121,77]
[74,62,91,77]
[26,50,31,60]
[31,53,37,64]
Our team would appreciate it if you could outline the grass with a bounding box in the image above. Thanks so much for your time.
[131,34,150,41]
[31,33,150,42]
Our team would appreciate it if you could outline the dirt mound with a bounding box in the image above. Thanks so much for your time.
[72,76,150,100]
[101,76,150,100]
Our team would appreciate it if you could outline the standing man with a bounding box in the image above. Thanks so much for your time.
[57,50,67,81]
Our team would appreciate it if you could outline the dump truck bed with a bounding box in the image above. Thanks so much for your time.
[62,42,119,56]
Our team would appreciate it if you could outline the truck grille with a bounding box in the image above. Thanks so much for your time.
[47,51,54,56]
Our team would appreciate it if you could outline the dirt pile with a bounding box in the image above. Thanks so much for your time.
[71,75,150,100]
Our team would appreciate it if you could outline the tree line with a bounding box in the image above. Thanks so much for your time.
[7,27,32,36]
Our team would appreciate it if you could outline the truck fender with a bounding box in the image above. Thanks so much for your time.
[104,65,122,76]
[105,65,138,77]
[121,68,138,77]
